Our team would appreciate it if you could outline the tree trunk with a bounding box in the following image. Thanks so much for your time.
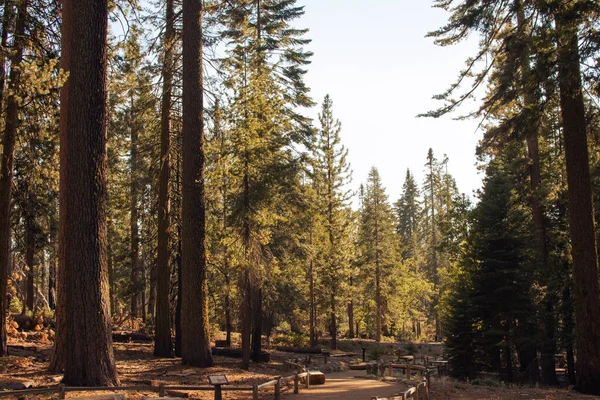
[0,0,12,116]
[241,269,251,369]
[309,258,316,347]
[60,0,118,386]
[348,300,354,338]
[330,290,337,350]
[49,238,56,310]
[154,0,174,356]
[251,286,263,362]
[174,230,182,357]
[49,0,72,373]
[180,0,212,368]
[224,273,232,347]
[25,212,35,312]
[0,0,28,357]
[556,12,600,395]
[515,1,549,385]
[130,108,140,319]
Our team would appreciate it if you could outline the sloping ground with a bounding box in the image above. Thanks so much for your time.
[429,377,599,400]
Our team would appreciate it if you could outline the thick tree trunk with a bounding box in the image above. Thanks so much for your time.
[49,0,71,373]
[180,0,212,368]
[0,0,28,357]
[556,13,600,395]
[60,0,118,386]
[154,0,174,354]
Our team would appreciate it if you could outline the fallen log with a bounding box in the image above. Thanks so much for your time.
[275,346,322,354]
[211,347,270,362]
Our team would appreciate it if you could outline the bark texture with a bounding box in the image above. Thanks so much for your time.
[49,0,71,373]
[0,0,28,357]
[556,12,600,395]
[61,0,118,386]
[180,0,212,367]
[154,0,174,358]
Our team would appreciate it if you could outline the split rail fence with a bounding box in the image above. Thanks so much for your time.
[370,363,430,400]
[0,370,313,399]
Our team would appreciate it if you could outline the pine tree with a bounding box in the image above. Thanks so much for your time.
[357,167,398,342]
[219,0,312,367]
[395,169,420,260]
[312,94,352,350]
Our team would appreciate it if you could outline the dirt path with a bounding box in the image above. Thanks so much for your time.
[284,370,405,400]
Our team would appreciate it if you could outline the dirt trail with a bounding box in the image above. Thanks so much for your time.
[285,370,405,400]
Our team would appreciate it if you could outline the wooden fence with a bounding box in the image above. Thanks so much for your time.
[0,371,313,399]
[370,363,430,400]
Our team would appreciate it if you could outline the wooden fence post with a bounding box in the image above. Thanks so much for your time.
[274,378,281,400]
[389,363,393,377]
[294,374,299,394]
[252,384,259,400]
[305,372,310,389]
[59,384,66,399]
[415,383,420,400]
[159,383,165,397]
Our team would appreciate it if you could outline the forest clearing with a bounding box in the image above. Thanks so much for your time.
[1,329,597,400]
[2,0,600,399]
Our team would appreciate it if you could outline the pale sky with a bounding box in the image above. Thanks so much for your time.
[296,0,485,205]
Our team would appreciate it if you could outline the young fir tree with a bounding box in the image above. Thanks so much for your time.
[466,162,537,382]
[312,94,352,350]
[357,167,398,342]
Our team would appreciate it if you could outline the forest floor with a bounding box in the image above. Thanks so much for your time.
[1,335,599,399]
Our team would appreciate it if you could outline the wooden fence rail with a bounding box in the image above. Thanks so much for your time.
[0,371,314,400]
[370,363,430,400]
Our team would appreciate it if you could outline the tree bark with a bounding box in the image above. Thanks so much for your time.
[130,107,140,319]
[155,20,174,349]
[515,1,547,384]
[49,0,71,373]
[309,257,316,347]
[25,212,35,312]
[0,0,28,357]
[241,269,251,369]
[556,11,600,395]
[251,286,263,362]
[180,0,212,368]
[0,0,12,114]
[60,0,118,386]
